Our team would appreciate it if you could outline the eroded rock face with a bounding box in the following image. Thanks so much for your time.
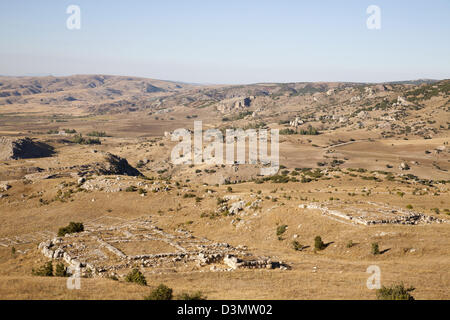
[78,152,143,177]
[0,137,55,161]
[99,153,143,176]
[217,96,254,113]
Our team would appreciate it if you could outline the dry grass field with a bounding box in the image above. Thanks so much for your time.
[0,75,448,299]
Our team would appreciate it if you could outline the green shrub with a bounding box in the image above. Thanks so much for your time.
[346,240,355,248]
[314,236,325,251]
[32,261,53,277]
[183,193,196,198]
[276,225,288,237]
[144,284,173,300]
[72,134,101,145]
[406,204,413,209]
[125,186,137,192]
[55,263,68,277]
[86,131,108,137]
[58,222,84,237]
[376,283,415,300]
[125,268,147,286]
[372,242,380,255]
[279,128,296,135]
[299,125,319,135]
[177,291,207,300]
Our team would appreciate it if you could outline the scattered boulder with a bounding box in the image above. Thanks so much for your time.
[0,182,11,192]
[399,162,410,171]
[228,201,246,215]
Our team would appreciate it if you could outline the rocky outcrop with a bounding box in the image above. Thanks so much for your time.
[78,153,143,177]
[228,201,246,215]
[289,117,304,127]
[217,96,254,113]
[0,137,55,161]
[0,182,11,192]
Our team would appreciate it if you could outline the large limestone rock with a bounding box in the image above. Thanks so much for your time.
[91,153,143,176]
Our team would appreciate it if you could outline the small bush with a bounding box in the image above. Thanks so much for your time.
[177,291,207,300]
[376,283,415,300]
[372,242,380,255]
[125,186,137,192]
[125,268,147,286]
[406,204,413,209]
[58,222,84,237]
[144,284,173,300]
[314,236,325,251]
[32,261,53,277]
[183,193,196,198]
[276,225,288,237]
[292,240,304,251]
[72,134,101,145]
[346,240,355,248]
[86,131,108,137]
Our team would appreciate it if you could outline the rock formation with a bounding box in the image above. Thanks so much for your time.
[0,137,55,161]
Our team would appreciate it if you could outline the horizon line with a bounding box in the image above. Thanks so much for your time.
[0,73,446,87]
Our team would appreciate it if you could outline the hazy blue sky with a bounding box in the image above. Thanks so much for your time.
[1,0,449,84]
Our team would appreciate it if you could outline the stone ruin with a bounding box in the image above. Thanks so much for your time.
[38,216,289,278]
[79,176,170,193]
[301,201,447,226]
